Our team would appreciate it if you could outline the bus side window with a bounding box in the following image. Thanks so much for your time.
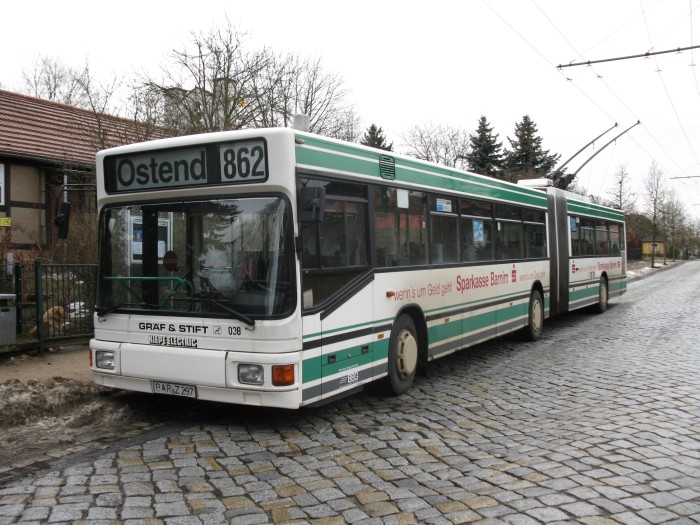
[525,223,547,258]
[300,178,370,308]
[496,221,523,260]
[580,218,595,256]
[596,221,610,256]
[429,196,459,264]
[609,224,621,256]
[374,187,427,267]
[461,217,494,262]
[570,216,580,257]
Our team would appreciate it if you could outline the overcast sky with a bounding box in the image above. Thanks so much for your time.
[3,0,700,219]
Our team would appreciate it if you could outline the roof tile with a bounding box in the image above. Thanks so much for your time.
[0,89,171,168]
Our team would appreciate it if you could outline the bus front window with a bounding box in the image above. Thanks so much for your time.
[97,197,294,318]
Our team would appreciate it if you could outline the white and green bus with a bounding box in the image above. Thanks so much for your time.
[90,126,626,408]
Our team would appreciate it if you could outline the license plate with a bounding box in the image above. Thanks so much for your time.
[153,381,197,398]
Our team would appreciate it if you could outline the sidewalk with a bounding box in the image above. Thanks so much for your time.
[626,258,682,281]
[0,343,92,384]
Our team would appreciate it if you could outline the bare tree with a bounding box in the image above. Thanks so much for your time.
[688,218,700,258]
[146,23,268,135]
[607,164,637,214]
[22,55,164,149]
[71,62,124,150]
[400,123,470,170]
[660,190,685,262]
[22,54,87,107]
[123,80,166,143]
[644,160,666,268]
[247,52,359,139]
[288,57,357,139]
[145,23,358,139]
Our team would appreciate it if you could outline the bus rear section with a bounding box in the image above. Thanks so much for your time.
[546,187,626,317]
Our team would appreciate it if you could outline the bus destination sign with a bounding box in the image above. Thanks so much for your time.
[104,139,268,193]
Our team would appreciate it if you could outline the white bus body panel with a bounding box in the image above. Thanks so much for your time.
[91,313,304,408]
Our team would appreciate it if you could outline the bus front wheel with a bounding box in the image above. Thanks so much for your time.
[524,290,544,341]
[386,314,418,395]
[596,277,609,313]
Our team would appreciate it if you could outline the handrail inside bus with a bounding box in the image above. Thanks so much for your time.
[104,275,194,306]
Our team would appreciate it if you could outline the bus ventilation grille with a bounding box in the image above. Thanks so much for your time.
[379,155,395,180]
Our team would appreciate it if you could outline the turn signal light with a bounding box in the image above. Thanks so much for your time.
[272,364,295,386]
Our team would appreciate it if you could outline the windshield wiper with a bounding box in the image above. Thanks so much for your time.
[195,298,256,327]
[97,299,255,328]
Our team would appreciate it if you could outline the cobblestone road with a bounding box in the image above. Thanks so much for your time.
[1,262,699,524]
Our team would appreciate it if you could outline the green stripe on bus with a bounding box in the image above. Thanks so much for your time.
[302,354,323,383]
[301,339,390,384]
[610,280,627,294]
[428,318,464,343]
[499,302,528,322]
[297,146,377,178]
[569,287,598,302]
[296,139,548,208]
[567,200,625,221]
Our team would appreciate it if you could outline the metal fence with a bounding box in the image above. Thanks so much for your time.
[0,262,97,352]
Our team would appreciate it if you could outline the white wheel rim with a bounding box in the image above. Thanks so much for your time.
[396,329,418,378]
[601,282,608,306]
[532,298,542,333]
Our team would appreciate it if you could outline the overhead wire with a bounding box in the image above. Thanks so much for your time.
[691,0,700,102]
[484,1,615,123]
[535,0,692,182]
[686,0,700,203]
[531,0,658,190]
[489,0,697,203]
[640,0,700,170]
[572,0,665,62]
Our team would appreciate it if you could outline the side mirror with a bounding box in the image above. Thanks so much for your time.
[298,187,325,223]
[55,202,71,239]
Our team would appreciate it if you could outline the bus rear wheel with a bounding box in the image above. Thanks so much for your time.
[524,290,544,341]
[386,314,418,395]
[596,277,609,313]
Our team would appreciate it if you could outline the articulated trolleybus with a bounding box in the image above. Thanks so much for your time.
[90,126,626,408]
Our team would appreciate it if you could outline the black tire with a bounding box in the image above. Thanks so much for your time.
[596,277,609,313]
[524,290,544,341]
[386,314,419,395]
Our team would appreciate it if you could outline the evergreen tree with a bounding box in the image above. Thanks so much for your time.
[466,115,504,178]
[360,124,393,151]
[503,115,560,183]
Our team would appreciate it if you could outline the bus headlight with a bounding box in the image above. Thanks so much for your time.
[238,364,264,385]
[95,350,115,370]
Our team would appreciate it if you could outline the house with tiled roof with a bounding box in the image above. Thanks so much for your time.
[0,89,170,256]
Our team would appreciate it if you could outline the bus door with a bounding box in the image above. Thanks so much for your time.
[318,280,375,400]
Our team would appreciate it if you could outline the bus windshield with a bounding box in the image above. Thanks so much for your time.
[96,196,294,319]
